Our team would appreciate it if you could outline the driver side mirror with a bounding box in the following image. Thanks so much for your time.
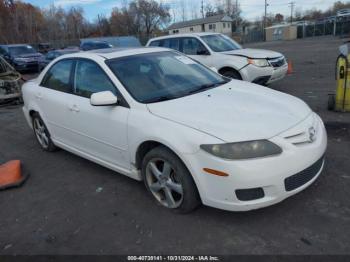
[197,49,210,55]
[90,91,118,106]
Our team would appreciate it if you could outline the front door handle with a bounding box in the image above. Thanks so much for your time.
[69,104,80,112]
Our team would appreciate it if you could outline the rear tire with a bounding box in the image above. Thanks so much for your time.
[141,146,201,213]
[32,113,57,152]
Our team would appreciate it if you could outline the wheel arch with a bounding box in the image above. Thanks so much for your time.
[134,139,204,200]
[218,66,242,79]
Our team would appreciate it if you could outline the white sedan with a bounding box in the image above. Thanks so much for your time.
[22,47,327,213]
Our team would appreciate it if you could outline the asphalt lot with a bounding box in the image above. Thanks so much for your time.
[0,36,350,255]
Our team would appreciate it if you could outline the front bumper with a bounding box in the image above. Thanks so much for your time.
[240,64,288,85]
[14,62,39,71]
[185,113,327,211]
[267,63,288,84]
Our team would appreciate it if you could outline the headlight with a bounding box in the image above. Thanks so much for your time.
[200,140,282,160]
[248,58,270,67]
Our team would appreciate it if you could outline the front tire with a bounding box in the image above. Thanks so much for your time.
[142,146,200,213]
[32,113,57,152]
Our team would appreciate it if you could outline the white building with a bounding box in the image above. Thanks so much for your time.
[168,14,234,35]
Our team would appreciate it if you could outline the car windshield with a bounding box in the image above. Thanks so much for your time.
[9,45,36,56]
[107,51,229,103]
[200,34,242,52]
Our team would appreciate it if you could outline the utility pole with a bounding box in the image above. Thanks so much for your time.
[264,0,269,41]
[235,0,238,28]
[289,2,295,24]
[201,0,204,18]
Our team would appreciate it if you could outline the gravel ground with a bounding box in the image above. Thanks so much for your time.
[0,36,349,255]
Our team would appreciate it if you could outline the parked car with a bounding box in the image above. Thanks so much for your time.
[0,44,43,72]
[22,48,327,213]
[147,33,288,86]
[337,9,350,17]
[39,49,80,71]
[80,40,113,51]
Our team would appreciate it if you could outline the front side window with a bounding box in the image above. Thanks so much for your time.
[200,34,241,52]
[181,38,208,55]
[41,59,74,93]
[74,60,116,98]
[107,51,228,104]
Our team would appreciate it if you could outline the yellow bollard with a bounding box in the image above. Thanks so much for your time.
[332,54,350,112]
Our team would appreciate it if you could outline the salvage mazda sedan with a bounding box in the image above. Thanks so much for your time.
[22,48,327,213]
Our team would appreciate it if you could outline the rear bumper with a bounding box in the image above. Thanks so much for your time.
[22,106,33,129]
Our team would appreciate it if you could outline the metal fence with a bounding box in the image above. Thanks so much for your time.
[241,29,264,44]
[298,17,350,38]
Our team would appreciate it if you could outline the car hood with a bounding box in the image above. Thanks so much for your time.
[147,81,311,142]
[222,48,283,59]
[14,53,43,59]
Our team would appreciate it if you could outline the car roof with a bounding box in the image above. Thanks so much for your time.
[1,44,34,47]
[148,32,221,42]
[81,40,109,44]
[59,47,171,60]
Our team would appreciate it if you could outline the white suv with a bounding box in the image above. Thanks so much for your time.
[147,33,288,85]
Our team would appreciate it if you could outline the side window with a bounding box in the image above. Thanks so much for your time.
[0,47,5,55]
[149,40,160,47]
[161,38,180,51]
[41,59,74,93]
[74,60,116,98]
[169,38,180,51]
[181,38,207,55]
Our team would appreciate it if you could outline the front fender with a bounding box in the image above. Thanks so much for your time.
[127,110,223,196]
[214,53,248,72]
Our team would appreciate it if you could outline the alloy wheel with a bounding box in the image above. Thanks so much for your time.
[145,158,184,208]
[33,118,49,149]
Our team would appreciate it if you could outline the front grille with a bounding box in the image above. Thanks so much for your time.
[284,156,324,191]
[236,187,265,201]
[269,57,286,68]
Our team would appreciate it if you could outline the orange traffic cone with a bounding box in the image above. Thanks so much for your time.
[0,160,29,190]
[287,60,294,75]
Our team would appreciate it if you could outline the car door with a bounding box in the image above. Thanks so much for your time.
[180,37,213,67]
[65,58,130,169]
[37,59,76,144]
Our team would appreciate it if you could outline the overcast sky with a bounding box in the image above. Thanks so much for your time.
[25,0,339,22]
